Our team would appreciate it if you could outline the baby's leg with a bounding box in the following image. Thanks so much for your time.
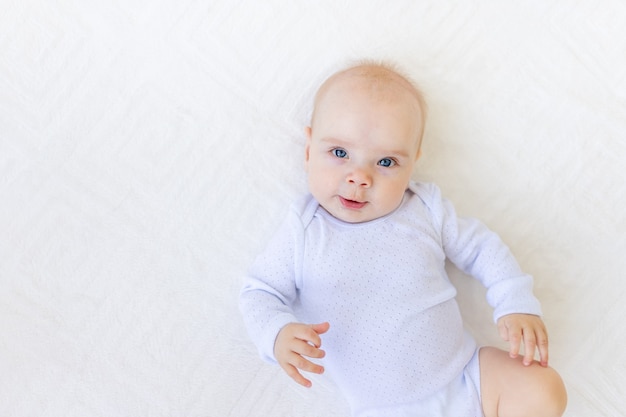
[479,347,567,417]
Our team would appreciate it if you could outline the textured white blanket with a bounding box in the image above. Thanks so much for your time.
[1,1,625,416]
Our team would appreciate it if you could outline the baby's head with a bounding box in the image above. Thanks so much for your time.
[305,62,427,223]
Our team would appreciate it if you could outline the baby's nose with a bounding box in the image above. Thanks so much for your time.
[347,168,372,187]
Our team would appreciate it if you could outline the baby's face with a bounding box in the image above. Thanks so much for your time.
[305,79,423,223]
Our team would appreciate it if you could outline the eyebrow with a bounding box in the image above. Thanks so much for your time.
[319,137,411,159]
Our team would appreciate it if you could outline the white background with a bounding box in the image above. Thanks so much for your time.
[1,1,625,416]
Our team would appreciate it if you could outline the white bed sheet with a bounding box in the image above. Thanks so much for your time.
[1,1,625,416]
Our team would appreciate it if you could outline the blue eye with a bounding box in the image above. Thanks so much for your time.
[378,158,395,167]
[332,148,348,158]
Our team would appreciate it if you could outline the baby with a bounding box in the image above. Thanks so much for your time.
[240,62,567,417]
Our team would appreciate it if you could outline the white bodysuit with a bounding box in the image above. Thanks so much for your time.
[240,182,542,416]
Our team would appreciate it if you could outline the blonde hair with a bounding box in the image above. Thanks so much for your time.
[311,60,428,147]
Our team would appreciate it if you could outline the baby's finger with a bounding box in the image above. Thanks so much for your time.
[281,362,313,388]
[289,351,325,376]
[293,325,323,348]
[498,321,509,342]
[536,330,550,367]
[506,324,522,359]
[294,339,326,360]
[310,322,330,337]
[522,329,536,366]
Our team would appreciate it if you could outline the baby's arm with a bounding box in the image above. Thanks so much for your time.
[497,313,549,367]
[274,322,330,388]
[420,184,549,367]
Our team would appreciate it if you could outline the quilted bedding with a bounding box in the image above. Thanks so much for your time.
[1,1,625,416]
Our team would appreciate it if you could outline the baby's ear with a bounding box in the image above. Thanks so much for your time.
[304,127,312,164]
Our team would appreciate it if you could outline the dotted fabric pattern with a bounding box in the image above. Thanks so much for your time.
[240,182,540,413]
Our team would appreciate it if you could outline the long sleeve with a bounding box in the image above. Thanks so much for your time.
[239,207,305,364]
[413,182,542,322]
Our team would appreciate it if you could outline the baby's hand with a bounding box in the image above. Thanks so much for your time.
[497,313,549,367]
[274,322,330,388]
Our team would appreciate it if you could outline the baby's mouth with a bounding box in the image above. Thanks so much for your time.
[339,196,367,210]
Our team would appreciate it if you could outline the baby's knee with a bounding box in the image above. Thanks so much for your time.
[480,348,567,417]
[537,367,568,417]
